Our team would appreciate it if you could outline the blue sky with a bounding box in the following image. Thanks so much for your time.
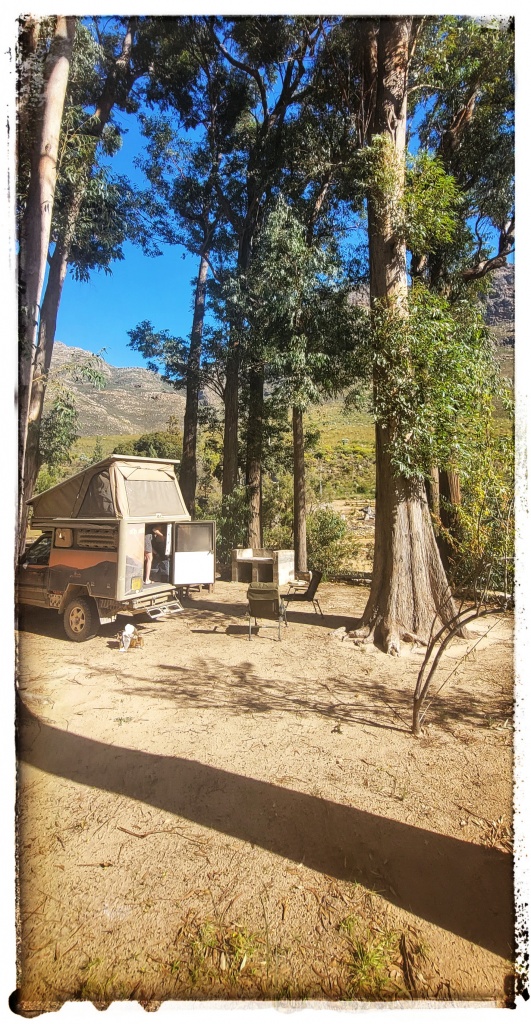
[56,113,201,368]
[54,95,513,372]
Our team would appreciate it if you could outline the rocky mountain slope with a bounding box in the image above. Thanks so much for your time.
[49,342,187,436]
[484,264,514,345]
[49,265,514,438]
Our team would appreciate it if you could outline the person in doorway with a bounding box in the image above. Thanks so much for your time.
[144,524,170,584]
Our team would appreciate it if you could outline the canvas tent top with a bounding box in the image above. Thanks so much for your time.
[28,455,190,522]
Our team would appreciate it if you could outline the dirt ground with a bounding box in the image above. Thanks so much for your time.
[15,580,515,1013]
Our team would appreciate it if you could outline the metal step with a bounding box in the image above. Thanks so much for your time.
[145,600,184,620]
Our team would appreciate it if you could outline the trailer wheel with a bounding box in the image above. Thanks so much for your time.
[63,595,98,642]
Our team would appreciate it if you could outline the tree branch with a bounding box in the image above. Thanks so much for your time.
[462,250,514,282]
[462,217,514,281]
[214,179,242,235]
[210,27,268,120]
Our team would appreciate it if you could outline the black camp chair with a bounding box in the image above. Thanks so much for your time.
[247,583,288,640]
[285,569,324,617]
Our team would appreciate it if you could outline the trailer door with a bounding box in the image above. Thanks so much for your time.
[172,521,215,586]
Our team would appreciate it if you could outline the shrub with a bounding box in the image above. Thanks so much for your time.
[114,430,182,460]
[196,486,250,566]
[446,430,514,596]
[306,506,358,579]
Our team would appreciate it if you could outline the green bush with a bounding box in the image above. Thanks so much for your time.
[446,430,514,596]
[115,430,183,460]
[196,486,250,566]
[306,506,358,579]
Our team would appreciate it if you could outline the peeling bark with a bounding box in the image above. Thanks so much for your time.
[426,466,440,521]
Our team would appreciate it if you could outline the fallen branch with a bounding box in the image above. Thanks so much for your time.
[117,825,208,846]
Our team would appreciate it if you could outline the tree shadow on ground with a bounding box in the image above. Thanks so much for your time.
[95,652,511,737]
[181,595,361,630]
[18,699,513,960]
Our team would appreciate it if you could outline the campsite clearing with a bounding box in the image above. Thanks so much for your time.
[16,580,514,1010]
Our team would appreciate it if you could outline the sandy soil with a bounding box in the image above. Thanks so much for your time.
[15,581,515,1012]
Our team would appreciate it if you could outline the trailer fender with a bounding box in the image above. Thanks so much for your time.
[58,584,95,616]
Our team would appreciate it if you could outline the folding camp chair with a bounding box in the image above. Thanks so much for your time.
[247,583,288,640]
[285,569,324,616]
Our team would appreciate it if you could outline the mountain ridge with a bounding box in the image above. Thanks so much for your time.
[50,265,514,438]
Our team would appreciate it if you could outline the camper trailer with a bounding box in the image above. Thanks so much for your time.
[18,455,216,640]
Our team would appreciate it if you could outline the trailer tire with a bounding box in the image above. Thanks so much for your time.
[63,595,98,642]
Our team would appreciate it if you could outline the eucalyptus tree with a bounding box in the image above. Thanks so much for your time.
[243,198,369,569]
[132,17,246,512]
[205,15,331,546]
[411,15,514,289]
[310,15,514,653]
[408,16,514,560]
[18,14,76,539]
[18,16,150,546]
[131,134,224,515]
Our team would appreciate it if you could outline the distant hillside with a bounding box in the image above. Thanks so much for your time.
[484,264,514,346]
[49,342,187,436]
[50,264,514,437]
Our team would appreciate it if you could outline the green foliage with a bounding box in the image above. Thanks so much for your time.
[356,134,403,232]
[370,284,500,479]
[405,152,460,255]
[338,917,402,999]
[413,16,514,229]
[446,428,514,594]
[261,474,294,550]
[306,506,358,579]
[196,486,250,565]
[113,429,183,460]
[242,197,370,410]
[92,437,104,462]
[39,389,79,470]
[354,141,461,258]
[34,464,67,495]
[127,320,188,386]
[38,351,107,475]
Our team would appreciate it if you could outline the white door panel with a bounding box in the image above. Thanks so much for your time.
[173,550,214,585]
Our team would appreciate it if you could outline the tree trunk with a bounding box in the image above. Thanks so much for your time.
[426,466,440,520]
[18,15,138,550]
[17,16,42,154]
[19,184,84,552]
[360,424,458,654]
[179,252,209,515]
[292,406,307,573]
[19,241,70,546]
[221,225,253,501]
[246,366,263,547]
[438,469,462,570]
[18,15,76,542]
[222,340,240,499]
[357,17,461,653]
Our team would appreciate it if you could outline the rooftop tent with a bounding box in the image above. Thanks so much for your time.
[26,464,113,519]
[114,464,188,517]
[27,456,189,521]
